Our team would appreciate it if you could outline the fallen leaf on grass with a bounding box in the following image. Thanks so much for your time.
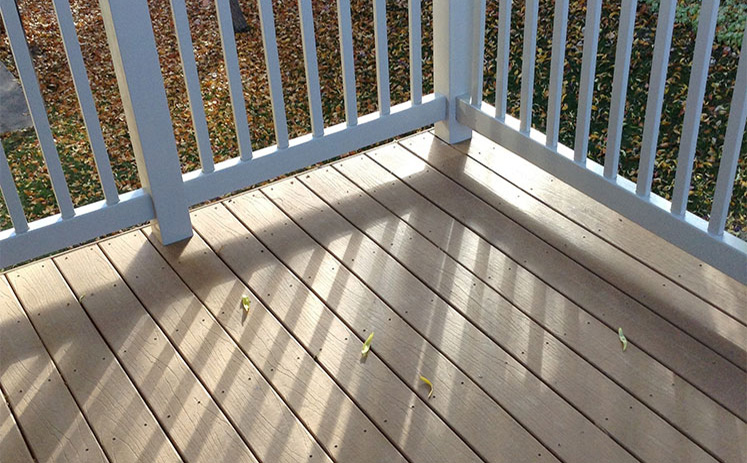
[361,332,374,357]
[618,327,628,351]
[419,375,434,398]
[241,295,251,313]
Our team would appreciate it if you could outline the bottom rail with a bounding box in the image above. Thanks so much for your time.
[456,97,746,283]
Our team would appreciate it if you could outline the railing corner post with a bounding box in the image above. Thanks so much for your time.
[98,0,192,245]
[433,0,479,144]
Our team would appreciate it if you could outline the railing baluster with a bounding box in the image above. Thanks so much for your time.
[573,0,602,164]
[604,0,637,179]
[670,0,720,216]
[214,0,253,160]
[0,142,28,233]
[0,0,75,219]
[519,0,539,133]
[337,0,358,126]
[52,0,121,201]
[169,0,214,172]
[258,0,289,149]
[470,0,487,107]
[708,31,747,235]
[373,0,391,115]
[636,0,676,196]
[545,0,568,150]
[494,0,511,120]
[298,0,324,137]
[408,0,422,105]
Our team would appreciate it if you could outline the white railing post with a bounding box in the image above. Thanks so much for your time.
[98,0,192,244]
[433,0,481,143]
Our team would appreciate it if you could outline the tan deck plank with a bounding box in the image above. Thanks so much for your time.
[399,133,747,368]
[7,262,181,463]
[100,231,333,463]
[144,226,410,463]
[231,187,634,463]
[448,130,746,320]
[1,275,106,463]
[370,142,747,419]
[306,159,738,463]
[191,203,490,463]
[332,152,747,463]
[0,393,34,463]
[0,275,108,463]
[53,246,258,463]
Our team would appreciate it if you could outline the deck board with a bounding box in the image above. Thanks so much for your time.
[249,184,633,463]
[144,226,410,463]
[54,246,258,463]
[303,160,732,463]
[369,141,747,419]
[191,204,489,463]
[331,152,745,463]
[0,276,106,463]
[0,391,34,463]
[99,231,333,463]
[398,134,747,369]
[449,131,747,319]
[2,132,744,463]
[8,263,181,463]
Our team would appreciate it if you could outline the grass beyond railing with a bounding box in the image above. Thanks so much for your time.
[0,0,745,236]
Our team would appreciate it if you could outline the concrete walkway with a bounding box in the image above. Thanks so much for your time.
[0,62,32,134]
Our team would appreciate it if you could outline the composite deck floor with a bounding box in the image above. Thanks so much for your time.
[1,131,745,463]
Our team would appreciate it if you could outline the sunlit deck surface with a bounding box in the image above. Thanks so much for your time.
[2,131,745,463]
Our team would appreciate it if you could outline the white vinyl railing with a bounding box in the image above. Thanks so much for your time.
[451,0,746,282]
[0,0,444,268]
[0,0,745,283]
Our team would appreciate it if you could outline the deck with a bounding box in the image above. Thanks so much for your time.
[1,131,745,463]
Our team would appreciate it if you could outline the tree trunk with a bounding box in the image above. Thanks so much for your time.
[230,0,250,33]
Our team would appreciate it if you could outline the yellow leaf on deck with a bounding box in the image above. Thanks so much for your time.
[618,327,628,351]
[241,295,251,313]
[419,375,434,399]
[361,332,374,357]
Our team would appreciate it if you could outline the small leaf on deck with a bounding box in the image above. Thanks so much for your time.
[241,295,251,313]
[419,375,434,398]
[361,332,374,357]
[618,327,628,351]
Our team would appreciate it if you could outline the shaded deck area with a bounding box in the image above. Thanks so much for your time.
[1,132,745,463]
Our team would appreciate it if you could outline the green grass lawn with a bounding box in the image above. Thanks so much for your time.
[0,0,744,237]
